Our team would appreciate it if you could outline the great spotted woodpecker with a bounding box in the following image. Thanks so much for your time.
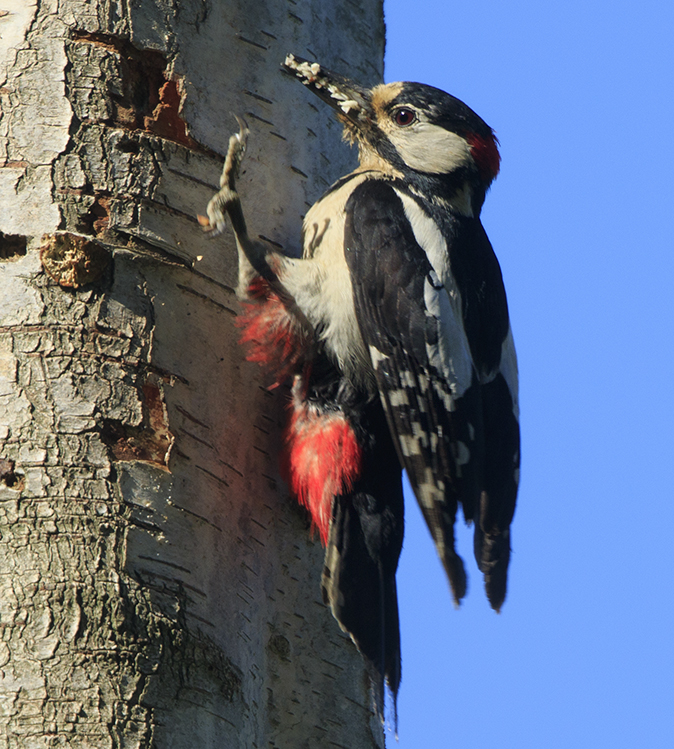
[201,54,520,719]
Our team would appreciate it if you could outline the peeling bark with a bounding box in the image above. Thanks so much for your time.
[0,0,386,746]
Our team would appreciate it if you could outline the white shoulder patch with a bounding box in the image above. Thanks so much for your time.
[395,190,449,279]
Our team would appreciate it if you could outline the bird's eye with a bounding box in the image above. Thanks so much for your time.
[394,108,416,127]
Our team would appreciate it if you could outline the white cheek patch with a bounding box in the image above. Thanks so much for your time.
[391,122,473,175]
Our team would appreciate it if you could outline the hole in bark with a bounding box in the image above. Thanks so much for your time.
[79,195,111,236]
[115,139,140,154]
[70,30,201,149]
[71,31,167,130]
[0,232,27,260]
[0,458,24,490]
[268,633,291,660]
[99,379,173,466]
[142,79,199,148]
[40,232,111,288]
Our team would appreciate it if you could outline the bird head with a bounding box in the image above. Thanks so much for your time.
[284,54,500,205]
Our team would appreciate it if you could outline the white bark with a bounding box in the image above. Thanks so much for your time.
[0,0,386,746]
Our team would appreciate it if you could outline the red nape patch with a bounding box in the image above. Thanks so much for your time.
[466,132,501,182]
[236,278,307,386]
[283,396,362,545]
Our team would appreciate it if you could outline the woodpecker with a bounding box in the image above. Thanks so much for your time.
[201,54,520,720]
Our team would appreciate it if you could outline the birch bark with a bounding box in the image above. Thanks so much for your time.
[0,1,385,745]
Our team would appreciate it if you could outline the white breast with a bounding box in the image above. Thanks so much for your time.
[279,173,373,384]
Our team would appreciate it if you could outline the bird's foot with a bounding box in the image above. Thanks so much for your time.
[198,116,250,237]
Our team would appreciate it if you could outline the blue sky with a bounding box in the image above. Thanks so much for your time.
[384,1,674,746]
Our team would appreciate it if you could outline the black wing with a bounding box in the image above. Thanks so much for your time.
[344,179,519,609]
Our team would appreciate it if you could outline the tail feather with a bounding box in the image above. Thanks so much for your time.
[474,522,510,611]
[284,367,405,720]
[474,374,520,611]
[322,488,403,718]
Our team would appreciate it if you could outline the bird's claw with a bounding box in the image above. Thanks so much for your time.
[199,116,250,236]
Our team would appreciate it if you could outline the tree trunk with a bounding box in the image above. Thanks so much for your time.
[0,1,385,746]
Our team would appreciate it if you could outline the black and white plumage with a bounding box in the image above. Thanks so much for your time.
[202,54,520,720]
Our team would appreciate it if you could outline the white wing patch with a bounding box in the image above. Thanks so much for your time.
[395,190,450,279]
[395,190,474,399]
[499,326,519,419]
[424,275,472,400]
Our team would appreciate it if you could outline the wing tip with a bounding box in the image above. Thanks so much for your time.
[442,551,467,605]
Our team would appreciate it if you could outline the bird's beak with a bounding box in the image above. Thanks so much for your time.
[283,54,372,131]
